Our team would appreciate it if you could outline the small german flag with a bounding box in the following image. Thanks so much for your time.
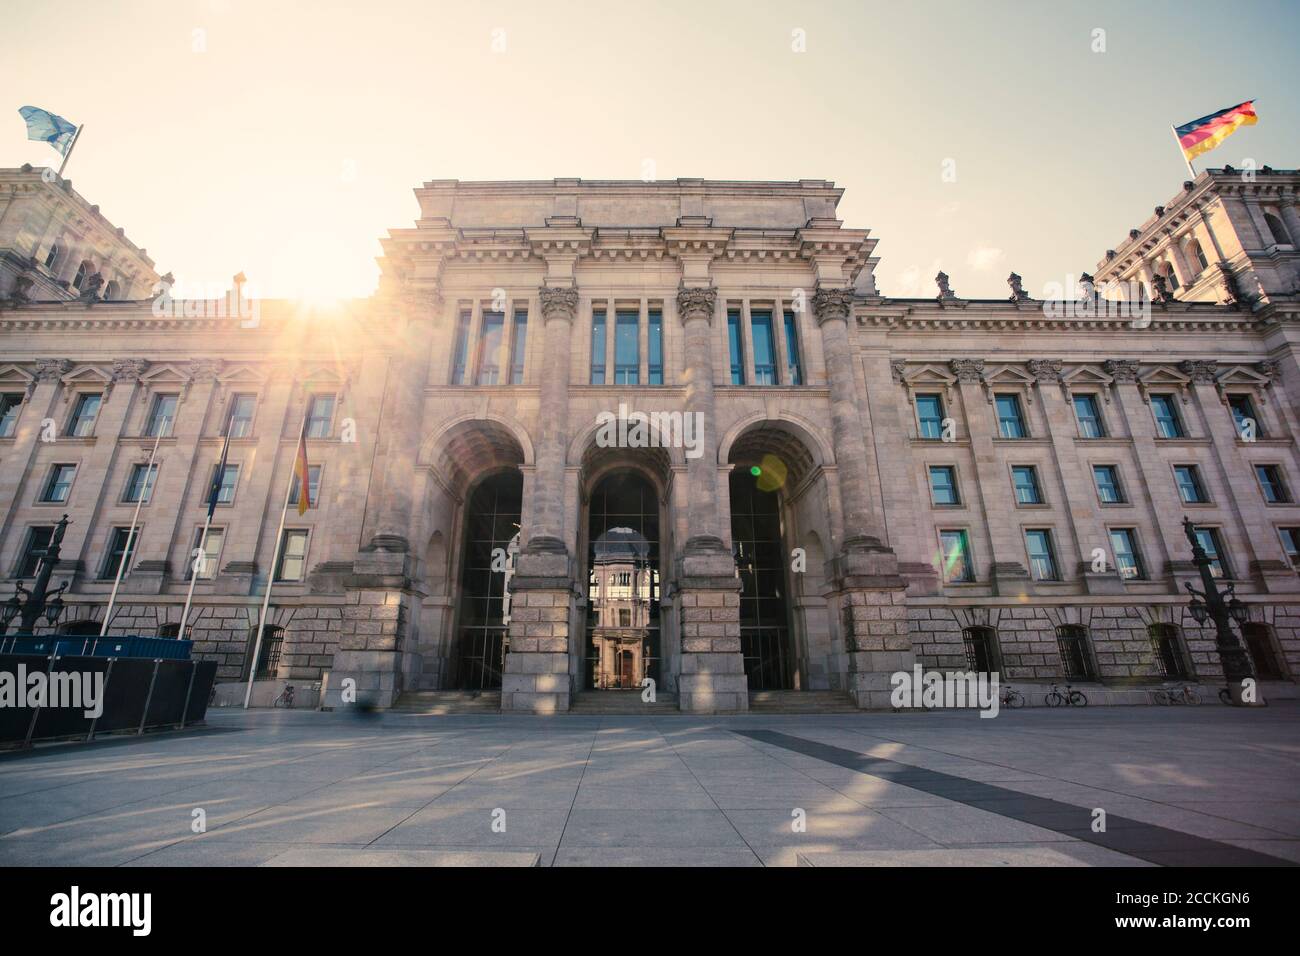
[293,423,311,515]
[1175,100,1257,162]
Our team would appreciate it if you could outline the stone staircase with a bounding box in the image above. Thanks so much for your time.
[568,690,680,714]
[389,690,502,714]
[747,690,859,713]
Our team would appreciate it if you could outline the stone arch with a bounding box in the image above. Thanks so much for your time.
[419,415,532,498]
[718,412,832,487]
[567,411,687,472]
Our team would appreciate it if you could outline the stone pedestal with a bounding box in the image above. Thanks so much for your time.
[835,545,915,710]
[500,548,573,713]
[320,551,414,710]
[676,543,747,713]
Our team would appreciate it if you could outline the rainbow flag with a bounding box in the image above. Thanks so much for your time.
[1175,100,1257,162]
[293,425,311,515]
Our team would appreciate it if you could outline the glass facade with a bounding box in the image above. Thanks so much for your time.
[590,310,607,384]
[750,311,777,385]
[614,311,639,384]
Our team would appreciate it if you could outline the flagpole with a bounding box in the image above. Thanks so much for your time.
[56,124,84,179]
[244,415,308,709]
[1171,125,1196,179]
[99,417,169,638]
[179,409,233,641]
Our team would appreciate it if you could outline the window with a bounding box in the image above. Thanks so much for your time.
[1150,623,1189,679]
[1056,624,1095,680]
[1227,394,1262,439]
[751,311,777,385]
[211,463,239,505]
[123,463,158,504]
[248,625,284,680]
[287,464,322,508]
[476,311,505,385]
[727,310,744,385]
[1161,261,1180,292]
[0,393,23,438]
[1263,211,1292,247]
[73,260,92,291]
[1012,465,1042,505]
[783,311,802,385]
[1072,394,1105,438]
[1109,528,1144,580]
[1150,394,1183,438]
[17,526,54,577]
[915,394,944,440]
[1256,464,1290,504]
[1173,465,1207,504]
[1093,465,1125,504]
[939,530,974,583]
[43,242,60,270]
[275,529,309,581]
[145,393,177,437]
[305,393,335,438]
[450,309,471,385]
[1193,526,1228,578]
[1278,527,1300,567]
[227,394,256,437]
[509,310,528,384]
[67,393,102,437]
[101,527,138,580]
[1188,239,1208,273]
[962,626,997,672]
[590,310,607,384]
[995,393,1026,438]
[647,310,663,385]
[188,526,225,580]
[40,464,76,503]
[1025,529,1059,581]
[1241,622,1285,679]
[614,311,639,384]
[929,466,960,505]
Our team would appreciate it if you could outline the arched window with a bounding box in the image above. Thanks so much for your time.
[244,625,284,680]
[73,260,93,291]
[1187,239,1208,273]
[1240,622,1285,680]
[962,626,1000,674]
[1055,624,1096,680]
[1263,211,1292,247]
[102,280,120,301]
[43,242,61,270]
[1148,623,1190,680]
[1159,260,1179,292]
[157,622,181,639]
[58,620,101,636]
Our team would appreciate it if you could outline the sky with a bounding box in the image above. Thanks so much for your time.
[2,0,1297,301]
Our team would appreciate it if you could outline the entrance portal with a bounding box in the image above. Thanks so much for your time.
[584,471,661,690]
[453,471,521,689]
[730,469,794,690]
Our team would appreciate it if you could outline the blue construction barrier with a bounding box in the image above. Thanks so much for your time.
[0,634,193,660]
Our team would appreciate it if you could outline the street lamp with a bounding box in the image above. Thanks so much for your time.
[0,514,72,636]
[1181,516,1256,704]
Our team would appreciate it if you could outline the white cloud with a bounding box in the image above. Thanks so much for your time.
[966,244,1004,271]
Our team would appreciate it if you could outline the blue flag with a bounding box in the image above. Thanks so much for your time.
[19,105,78,155]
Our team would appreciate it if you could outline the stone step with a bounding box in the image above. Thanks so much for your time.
[391,690,502,714]
[569,691,680,714]
[747,690,859,713]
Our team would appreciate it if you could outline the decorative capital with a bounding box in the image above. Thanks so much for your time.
[675,285,717,324]
[1257,359,1281,382]
[810,287,854,325]
[111,358,150,382]
[890,360,907,384]
[1103,359,1140,382]
[186,358,223,383]
[34,358,71,381]
[949,358,985,383]
[1026,358,1063,383]
[538,285,579,322]
[1179,359,1217,385]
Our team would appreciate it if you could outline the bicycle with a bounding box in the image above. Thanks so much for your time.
[999,684,1025,709]
[1045,682,1087,707]
[1152,684,1200,706]
[274,684,296,708]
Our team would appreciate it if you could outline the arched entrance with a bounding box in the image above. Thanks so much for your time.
[582,470,662,691]
[451,470,522,689]
[730,468,793,689]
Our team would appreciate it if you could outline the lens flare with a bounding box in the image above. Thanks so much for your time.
[755,454,787,492]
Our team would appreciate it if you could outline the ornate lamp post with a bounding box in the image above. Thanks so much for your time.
[0,514,71,636]
[1181,517,1255,705]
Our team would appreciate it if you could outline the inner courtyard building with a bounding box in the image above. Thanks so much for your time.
[1,166,1299,711]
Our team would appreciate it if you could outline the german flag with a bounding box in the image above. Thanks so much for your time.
[293,423,311,515]
[1175,101,1257,162]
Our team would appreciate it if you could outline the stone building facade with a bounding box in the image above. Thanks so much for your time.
[1,168,1299,712]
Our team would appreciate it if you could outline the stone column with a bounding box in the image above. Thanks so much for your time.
[810,287,913,709]
[674,284,746,713]
[501,285,578,713]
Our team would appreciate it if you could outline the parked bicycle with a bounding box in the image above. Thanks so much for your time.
[1152,684,1200,706]
[1045,682,1087,707]
[999,684,1025,709]
[274,684,296,708]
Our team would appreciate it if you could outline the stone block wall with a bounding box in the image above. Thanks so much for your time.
[501,586,572,713]
[677,586,747,712]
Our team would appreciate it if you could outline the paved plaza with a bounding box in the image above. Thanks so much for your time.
[1,704,1297,867]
